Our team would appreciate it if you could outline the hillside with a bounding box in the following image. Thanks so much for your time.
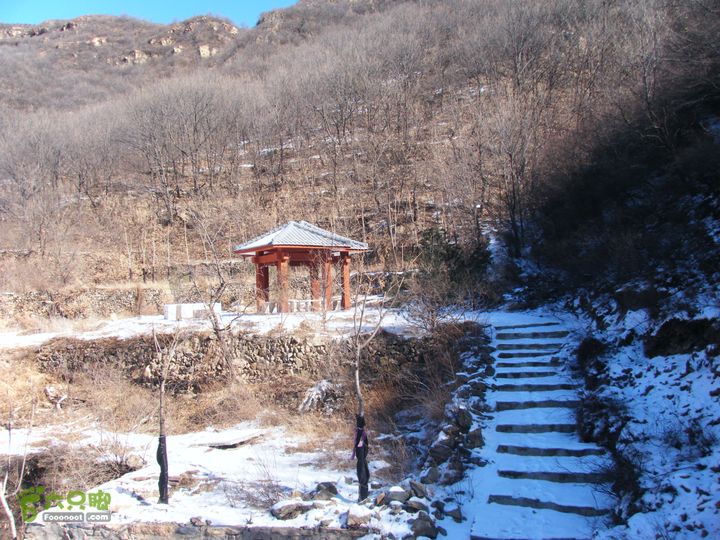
[0,0,398,111]
[0,1,719,538]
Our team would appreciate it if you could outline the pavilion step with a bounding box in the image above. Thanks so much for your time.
[498,352,559,359]
[496,330,570,340]
[495,400,580,411]
[496,423,577,434]
[498,470,608,484]
[496,371,559,379]
[494,322,562,330]
[496,360,560,368]
[497,343,564,351]
[497,445,605,457]
[495,383,579,392]
[487,495,609,517]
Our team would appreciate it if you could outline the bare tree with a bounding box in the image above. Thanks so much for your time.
[349,272,405,501]
[1,401,36,540]
[152,329,178,505]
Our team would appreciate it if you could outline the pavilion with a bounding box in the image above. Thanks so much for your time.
[233,221,369,313]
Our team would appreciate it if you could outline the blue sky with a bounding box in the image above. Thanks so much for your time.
[0,1,297,26]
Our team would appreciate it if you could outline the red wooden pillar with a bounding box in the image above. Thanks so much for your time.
[322,257,333,311]
[341,252,351,310]
[277,253,290,313]
[255,264,269,313]
[310,262,321,312]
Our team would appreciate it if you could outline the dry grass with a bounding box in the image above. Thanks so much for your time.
[66,365,158,433]
[0,351,50,425]
[171,381,263,433]
[8,315,106,334]
[20,440,138,502]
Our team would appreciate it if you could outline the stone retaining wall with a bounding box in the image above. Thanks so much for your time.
[0,287,170,320]
[25,522,366,540]
[34,329,428,394]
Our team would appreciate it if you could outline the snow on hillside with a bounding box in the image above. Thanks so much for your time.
[580,304,720,539]
[0,299,416,351]
[8,304,719,539]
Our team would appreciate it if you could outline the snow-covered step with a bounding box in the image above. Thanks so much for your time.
[488,388,579,405]
[496,444,605,457]
[495,330,570,340]
[494,406,577,424]
[495,399,580,411]
[470,503,600,540]
[496,423,577,434]
[496,359,560,368]
[496,370,559,379]
[495,382,579,392]
[464,315,610,540]
[476,474,612,508]
[492,452,612,473]
[488,431,603,451]
[497,342,564,350]
[496,363,562,372]
[487,494,609,517]
[494,322,563,331]
[497,470,607,483]
[497,351,560,358]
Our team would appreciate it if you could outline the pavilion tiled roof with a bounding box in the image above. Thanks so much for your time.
[233,221,369,255]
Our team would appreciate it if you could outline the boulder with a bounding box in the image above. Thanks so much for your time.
[455,408,473,432]
[346,504,372,529]
[311,481,338,500]
[404,497,429,514]
[385,485,410,503]
[411,511,438,539]
[270,500,311,520]
[429,440,453,464]
[440,468,464,486]
[465,428,484,449]
[445,504,463,523]
[469,380,486,397]
[409,480,429,499]
[420,466,439,484]
[126,454,145,470]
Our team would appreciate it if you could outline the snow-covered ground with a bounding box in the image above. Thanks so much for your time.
[5,303,719,538]
[0,299,417,351]
[585,305,720,540]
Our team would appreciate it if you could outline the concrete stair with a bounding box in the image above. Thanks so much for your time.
[496,360,560,368]
[496,444,605,457]
[496,423,577,434]
[487,495,609,517]
[495,400,581,411]
[468,318,612,540]
[495,330,570,340]
[496,343,564,350]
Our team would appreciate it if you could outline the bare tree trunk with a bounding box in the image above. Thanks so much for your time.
[154,330,174,505]
[350,280,402,502]
[2,403,35,540]
[0,470,17,540]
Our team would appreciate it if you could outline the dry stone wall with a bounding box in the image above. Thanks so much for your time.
[0,287,169,319]
[34,329,429,394]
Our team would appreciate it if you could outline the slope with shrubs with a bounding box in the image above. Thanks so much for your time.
[0,0,717,317]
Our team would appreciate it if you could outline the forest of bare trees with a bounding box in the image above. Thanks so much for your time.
[0,0,718,299]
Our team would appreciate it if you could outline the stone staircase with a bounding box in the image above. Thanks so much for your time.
[469,319,612,540]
